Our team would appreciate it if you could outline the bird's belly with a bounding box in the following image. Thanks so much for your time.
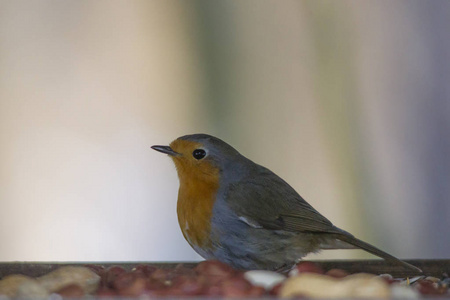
[213,226,320,270]
[178,215,215,259]
[210,200,322,270]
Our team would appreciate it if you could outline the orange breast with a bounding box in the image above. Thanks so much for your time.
[176,176,219,250]
[168,138,221,251]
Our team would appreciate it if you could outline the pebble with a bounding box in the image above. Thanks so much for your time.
[390,284,420,298]
[280,272,390,298]
[425,276,441,283]
[244,270,286,290]
[0,275,50,298]
[16,279,49,298]
[37,266,101,294]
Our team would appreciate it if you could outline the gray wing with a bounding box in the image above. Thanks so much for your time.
[223,166,341,234]
[223,166,423,273]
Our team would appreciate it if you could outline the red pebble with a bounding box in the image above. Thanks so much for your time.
[414,279,446,295]
[95,287,118,297]
[145,278,167,292]
[55,284,85,297]
[140,288,168,298]
[170,275,204,296]
[83,264,105,276]
[269,282,283,296]
[151,268,172,281]
[203,285,223,297]
[104,266,127,287]
[171,263,196,277]
[132,265,157,277]
[325,268,349,278]
[194,260,236,287]
[195,260,236,277]
[248,286,266,296]
[113,272,138,290]
[220,276,253,297]
[118,277,147,297]
[291,262,324,275]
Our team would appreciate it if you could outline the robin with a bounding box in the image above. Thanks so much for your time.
[152,134,420,272]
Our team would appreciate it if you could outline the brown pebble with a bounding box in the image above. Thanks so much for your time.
[104,266,127,288]
[117,277,147,297]
[195,260,236,278]
[132,265,157,277]
[414,279,446,295]
[326,268,349,278]
[150,268,171,281]
[168,276,204,296]
[220,276,253,297]
[0,275,38,298]
[37,266,101,294]
[269,282,283,296]
[55,284,84,297]
[248,285,266,296]
[95,287,117,297]
[424,276,441,283]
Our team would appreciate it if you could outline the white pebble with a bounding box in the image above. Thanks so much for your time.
[244,270,286,290]
[280,273,390,298]
[391,284,420,298]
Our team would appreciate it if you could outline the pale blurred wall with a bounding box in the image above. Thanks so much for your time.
[0,0,449,262]
[0,1,207,261]
[352,1,450,257]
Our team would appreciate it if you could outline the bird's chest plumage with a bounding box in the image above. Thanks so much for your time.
[176,178,219,254]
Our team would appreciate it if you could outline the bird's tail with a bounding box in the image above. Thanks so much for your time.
[329,232,422,273]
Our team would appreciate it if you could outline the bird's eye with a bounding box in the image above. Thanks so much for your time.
[192,149,206,160]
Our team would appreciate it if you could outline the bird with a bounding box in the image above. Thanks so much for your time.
[152,133,421,273]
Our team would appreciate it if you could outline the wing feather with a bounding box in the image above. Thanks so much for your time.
[223,166,338,233]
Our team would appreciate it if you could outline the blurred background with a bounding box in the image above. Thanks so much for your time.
[1,0,449,262]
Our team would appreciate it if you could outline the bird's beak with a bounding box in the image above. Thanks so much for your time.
[151,145,180,156]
